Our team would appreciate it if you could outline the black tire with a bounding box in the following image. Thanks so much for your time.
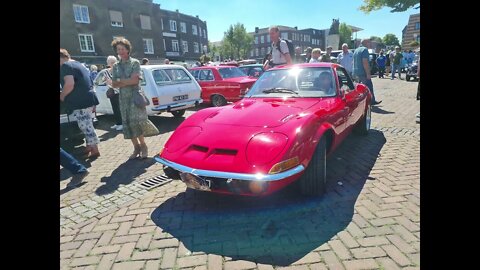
[406,75,411,81]
[163,166,180,180]
[354,104,371,135]
[299,136,327,196]
[171,109,186,118]
[211,94,227,107]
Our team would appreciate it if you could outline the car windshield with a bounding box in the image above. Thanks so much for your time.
[218,67,246,79]
[246,67,337,98]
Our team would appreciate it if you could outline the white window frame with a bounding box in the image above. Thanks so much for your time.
[182,40,188,52]
[267,35,271,43]
[192,25,198,35]
[199,26,202,37]
[281,33,288,40]
[180,22,187,33]
[109,11,123,27]
[255,36,258,44]
[163,39,166,50]
[143,39,154,54]
[172,40,179,52]
[415,22,420,30]
[78,34,95,52]
[203,29,206,39]
[170,20,177,31]
[73,4,90,24]
[193,42,199,53]
[140,15,151,30]
[250,50,254,57]
[255,48,259,57]
[260,36,264,44]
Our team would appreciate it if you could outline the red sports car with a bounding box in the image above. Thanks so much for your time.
[190,66,257,107]
[156,63,372,196]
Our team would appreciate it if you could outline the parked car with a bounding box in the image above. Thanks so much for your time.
[190,66,258,107]
[155,63,372,197]
[238,64,265,78]
[405,61,418,81]
[94,65,202,118]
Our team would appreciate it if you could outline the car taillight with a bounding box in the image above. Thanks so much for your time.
[152,97,159,106]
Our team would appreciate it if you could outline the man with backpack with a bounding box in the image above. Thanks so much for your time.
[267,26,293,68]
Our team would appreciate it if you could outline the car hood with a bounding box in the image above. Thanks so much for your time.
[204,98,319,128]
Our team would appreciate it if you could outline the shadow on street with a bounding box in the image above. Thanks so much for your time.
[372,106,395,115]
[95,158,156,196]
[151,130,386,266]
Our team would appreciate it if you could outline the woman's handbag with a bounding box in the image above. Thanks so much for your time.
[133,89,150,107]
[106,88,116,99]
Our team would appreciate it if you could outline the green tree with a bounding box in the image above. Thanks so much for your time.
[409,41,420,47]
[360,0,420,13]
[339,23,353,49]
[383,33,400,46]
[221,23,254,60]
[208,41,219,60]
[370,36,383,43]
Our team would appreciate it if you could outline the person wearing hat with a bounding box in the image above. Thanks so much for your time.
[304,47,313,63]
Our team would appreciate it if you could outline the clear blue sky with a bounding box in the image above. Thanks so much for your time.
[153,0,419,42]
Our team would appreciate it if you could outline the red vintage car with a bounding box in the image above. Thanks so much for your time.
[190,66,257,107]
[155,63,372,196]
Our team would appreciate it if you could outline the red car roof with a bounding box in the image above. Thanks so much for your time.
[190,65,238,70]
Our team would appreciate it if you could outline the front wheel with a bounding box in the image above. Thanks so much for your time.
[406,75,411,81]
[171,109,186,118]
[354,104,371,136]
[211,94,227,107]
[163,166,180,180]
[299,136,327,196]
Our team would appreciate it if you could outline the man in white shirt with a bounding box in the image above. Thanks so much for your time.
[337,43,353,76]
[268,25,292,68]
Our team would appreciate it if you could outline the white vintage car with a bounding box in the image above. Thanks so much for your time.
[94,64,202,117]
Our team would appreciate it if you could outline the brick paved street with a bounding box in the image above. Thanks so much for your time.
[60,77,420,269]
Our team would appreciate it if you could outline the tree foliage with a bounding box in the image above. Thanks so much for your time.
[220,23,254,60]
[339,23,353,49]
[360,0,420,13]
[383,33,400,46]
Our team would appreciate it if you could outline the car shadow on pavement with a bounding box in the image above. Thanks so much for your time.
[372,106,395,115]
[95,158,156,196]
[151,130,387,266]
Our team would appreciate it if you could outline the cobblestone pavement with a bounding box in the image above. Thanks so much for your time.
[60,77,420,269]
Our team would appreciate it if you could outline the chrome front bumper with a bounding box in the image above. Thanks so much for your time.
[151,99,203,111]
[154,155,305,182]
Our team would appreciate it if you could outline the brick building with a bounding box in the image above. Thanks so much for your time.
[401,13,420,50]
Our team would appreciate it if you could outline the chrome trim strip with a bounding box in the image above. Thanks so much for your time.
[154,155,305,182]
[151,99,203,111]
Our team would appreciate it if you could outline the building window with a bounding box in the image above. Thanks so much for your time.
[416,35,420,42]
[415,22,420,30]
[172,40,179,52]
[255,36,258,44]
[78,34,94,52]
[250,50,254,57]
[255,48,259,57]
[199,26,202,37]
[180,22,186,33]
[192,25,198,35]
[143,39,154,54]
[109,11,123,27]
[161,18,164,30]
[193,42,199,53]
[260,36,264,44]
[73,5,90,24]
[182,41,188,52]
[267,35,270,43]
[169,20,177,31]
[260,47,265,56]
[281,33,288,40]
[203,29,206,39]
[163,39,166,50]
[140,15,151,30]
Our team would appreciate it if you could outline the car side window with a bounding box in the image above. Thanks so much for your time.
[140,70,146,86]
[164,69,192,82]
[94,70,107,86]
[198,69,214,81]
[336,67,355,91]
[152,69,171,84]
[190,70,199,79]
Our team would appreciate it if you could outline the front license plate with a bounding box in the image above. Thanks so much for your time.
[173,94,188,101]
[179,172,211,191]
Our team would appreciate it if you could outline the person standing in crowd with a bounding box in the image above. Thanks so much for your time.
[304,47,313,63]
[385,49,391,77]
[142,58,149,65]
[164,59,170,65]
[294,46,303,64]
[268,26,292,67]
[97,55,123,131]
[60,148,89,187]
[376,50,387,78]
[337,43,353,76]
[111,38,159,159]
[352,39,382,105]
[89,65,98,84]
[416,57,420,123]
[60,48,101,158]
[320,46,332,62]
[391,46,403,80]
[309,48,322,63]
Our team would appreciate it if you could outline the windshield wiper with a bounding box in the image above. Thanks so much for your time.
[262,87,299,95]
